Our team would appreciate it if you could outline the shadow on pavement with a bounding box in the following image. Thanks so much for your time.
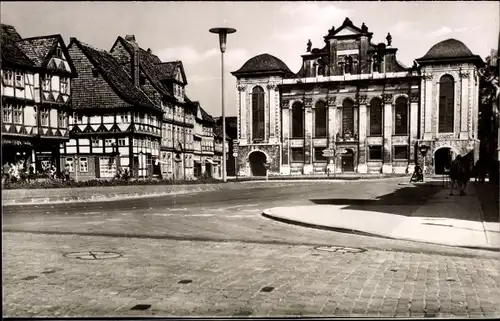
[474,182,500,223]
[309,181,451,218]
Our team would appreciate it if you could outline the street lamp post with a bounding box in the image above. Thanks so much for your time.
[210,26,236,182]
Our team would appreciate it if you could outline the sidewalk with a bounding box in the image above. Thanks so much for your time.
[2,183,226,206]
[263,182,500,250]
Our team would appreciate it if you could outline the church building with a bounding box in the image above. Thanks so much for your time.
[232,17,483,176]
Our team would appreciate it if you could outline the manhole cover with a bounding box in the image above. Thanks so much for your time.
[314,246,366,254]
[64,251,122,260]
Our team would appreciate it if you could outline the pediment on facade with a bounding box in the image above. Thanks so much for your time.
[333,26,361,37]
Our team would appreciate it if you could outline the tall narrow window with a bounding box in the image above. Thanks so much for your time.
[12,105,23,124]
[60,77,69,94]
[252,86,265,140]
[41,108,49,126]
[394,97,408,135]
[439,75,454,133]
[292,102,304,138]
[342,99,354,137]
[3,70,14,86]
[315,100,327,137]
[369,98,383,136]
[42,75,51,91]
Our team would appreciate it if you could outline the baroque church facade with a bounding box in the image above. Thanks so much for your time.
[232,18,483,176]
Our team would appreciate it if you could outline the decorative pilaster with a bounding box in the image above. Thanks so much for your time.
[358,94,368,173]
[267,83,277,142]
[458,70,468,139]
[326,96,336,174]
[237,84,247,141]
[382,93,393,173]
[422,73,433,140]
[408,92,419,170]
[281,101,290,168]
[303,97,313,174]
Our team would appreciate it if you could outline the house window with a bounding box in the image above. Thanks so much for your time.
[291,148,304,162]
[120,113,129,123]
[252,86,265,140]
[3,105,12,123]
[314,148,327,162]
[91,139,100,147]
[105,139,113,146]
[15,72,24,88]
[118,138,126,146]
[393,146,408,160]
[342,99,354,137]
[439,75,454,133]
[99,157,116,178]
[56,47,62,58]
[60,77,69,94]
[3,70,14,86]
[74,113,83,124]
[369,98,383,136]
[57,111,66,128]
[394,97,408,135]
[292,101,304,138]
[41,108,49,126]
[65,158,74,172]
[368,146,383,161]
[42,75,51,91]
[79,157,88,172]
[344,56,353,74]
[315,100,327,137]
[12,105,23,124]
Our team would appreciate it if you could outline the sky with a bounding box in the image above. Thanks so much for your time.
[1,1,498,117]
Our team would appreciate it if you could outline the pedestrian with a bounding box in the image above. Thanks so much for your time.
[63,163,70,182]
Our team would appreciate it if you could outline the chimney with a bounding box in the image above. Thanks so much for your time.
[125,35,140,86]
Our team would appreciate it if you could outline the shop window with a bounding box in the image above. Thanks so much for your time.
[314,148,327,162]
[65,158,74,172]
[291,148,304,162]
[369,146,383,161]
[393,146,408,160]
[79,157,88,172]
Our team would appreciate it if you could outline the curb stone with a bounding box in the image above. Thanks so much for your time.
[2,187,222,206]
[261,209,500,252]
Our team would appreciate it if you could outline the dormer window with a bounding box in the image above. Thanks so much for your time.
[56,47,62,58]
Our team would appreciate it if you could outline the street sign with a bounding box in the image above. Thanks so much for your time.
[322,149,335,158]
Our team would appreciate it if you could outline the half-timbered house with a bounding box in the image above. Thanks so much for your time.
[64,38,162,180]
[1,24,77,173]
[109,36,196,180]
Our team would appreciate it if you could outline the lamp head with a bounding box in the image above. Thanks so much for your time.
[209,27,236,53]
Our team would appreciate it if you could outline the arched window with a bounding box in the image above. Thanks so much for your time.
[315,100,327,137]
[394,96,408,135]
[345,56,353,74]
[342,99,354,137]
[439,75,454,133]
[369,98,383,136]
[292,102,304,138]
[252,86,265,140]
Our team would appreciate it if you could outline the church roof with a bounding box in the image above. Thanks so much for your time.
[416,38,483,66]
[231,53,293,77]
[419,38,474,60]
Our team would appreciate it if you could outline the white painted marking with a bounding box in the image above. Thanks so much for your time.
[152,213,174,217]
[189,214,215,217]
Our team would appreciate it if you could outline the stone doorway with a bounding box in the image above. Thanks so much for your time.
[249,151,267,176]
[341,150,355,172]
[434,147,453,175]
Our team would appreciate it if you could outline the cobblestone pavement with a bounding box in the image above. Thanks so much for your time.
[3,232,500,317]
